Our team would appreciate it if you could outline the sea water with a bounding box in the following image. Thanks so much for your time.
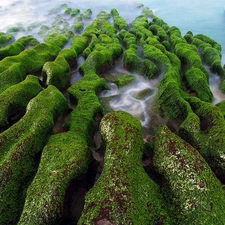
[1,0,225,49]
[1,0,225,126]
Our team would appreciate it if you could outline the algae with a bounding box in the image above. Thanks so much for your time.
[0,85,68,224]
[153,125,225,225]
[78,111,172,225]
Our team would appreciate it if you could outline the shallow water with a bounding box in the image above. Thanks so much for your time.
[1,0,225,125]
[1,0,225,48]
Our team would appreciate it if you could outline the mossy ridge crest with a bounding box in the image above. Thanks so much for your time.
[78,111,172,225]
[0,34,69,94]
[0,85,68,225]
[179,97,225,180]
[153,125,225,225]
[0,75,43,130]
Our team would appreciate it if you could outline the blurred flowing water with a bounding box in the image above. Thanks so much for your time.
[1,0,225,126]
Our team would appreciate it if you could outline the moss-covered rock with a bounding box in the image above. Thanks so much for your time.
[71,8,80,17]
[0,34,69,94]
[156,67,192,119]
[142,7,154,17]
[143,44,171,70]
[72,18,84,33]
[19,50,108,224]
[179,97,225,180]
[0,75,43,130]
[153,125,225,225]
[130,15,153,41]
[216,100,225,116]
[80,35,122,75]
[0,32,14,47]
[0,85,68,225]
[111,8,128,30]
[71,35,88,54]
[119,29,137,49]
[149,24,167,42]
[187,33,225,79]
[42,48,77,89]
[133,88,154,100]
[0,35,38,60]
[174,42,213,101]
[78,111,172,225]
[64,7,72,15]
[124,48,159,78]
[104,72,136,87]
[18,130,90,225]
[185,67,213,102]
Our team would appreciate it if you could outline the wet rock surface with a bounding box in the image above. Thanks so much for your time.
[0,4,225,225]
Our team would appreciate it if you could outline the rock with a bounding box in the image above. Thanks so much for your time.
[0,85,68,224]
[78,111,172,225]
[153,125,225,224]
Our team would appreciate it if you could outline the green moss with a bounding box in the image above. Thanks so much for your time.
[119,29,137,49]
[0,75,43,129]
[6,24,25,33]
[194,33,222,51]
[187,34,225,77]
[101,21,118,38]
[185,67,213,102]
[133,88,154,100]
[0,34,38,60]
[167,26,186,48]
[111,8,128,30]
[216,100,225,116]
[82,8,92,19]
[18,131,91,225]
[42,48,77,89]
[0,41,24,60]
[0,32,14,47]
[153,125,225,225]
[71,35,88,54]
[0,34,68,94]
[174,43,209,79]
[184,31,194,43]
[80,50,112,74]
[149,24,167,42]
[104,72,136,87]
[156,67,191,119]
[48,3,68,14]
[114,74,136,87]
[162,41,172,51]
[179,97,225,178]
[0,85,68,224]
[151,16,170,31]
[67,73,108,101]
[42,56,70,89]
[72,18,84,33]
[17,35,39,46]
[130,16,153,41]
[145,36,160,46]
[124,48,159,78]
[64,7,72,14]
[38,25,49,37]
[142,7,154,17]
[201,46,225,76]
[78,111,172,225]
[80,34,122,75]
[71,8,80,17]
[143,44,171,70]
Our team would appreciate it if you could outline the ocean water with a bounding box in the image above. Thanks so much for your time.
[1,0,225,126]
[1,0,225,49]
